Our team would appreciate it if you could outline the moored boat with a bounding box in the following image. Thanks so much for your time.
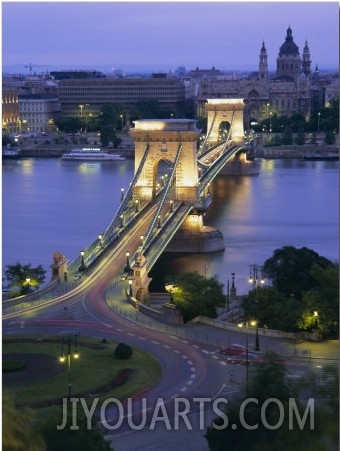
[61,147,125,161]
[2,147,22,160]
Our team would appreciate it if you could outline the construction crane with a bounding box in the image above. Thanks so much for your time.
[24,63,35,75]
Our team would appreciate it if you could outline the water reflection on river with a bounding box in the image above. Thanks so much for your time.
[2,157,338,295]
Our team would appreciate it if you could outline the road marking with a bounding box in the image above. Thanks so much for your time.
[174,349,180,354]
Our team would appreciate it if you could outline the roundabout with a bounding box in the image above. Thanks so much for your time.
[2,336,161,409]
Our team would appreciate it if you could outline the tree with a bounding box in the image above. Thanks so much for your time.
[4,262,46,296]
[299,263,339,337]
[205,353,338,451]
[98,104,123,147]
[40,407,112,451]
[262,246,333,300]
[295,128,306,145]
[54,117,82,133]
[242,286,301,332]
[3,389,46,451]
[169,272,226,322]
[281,127,293,145]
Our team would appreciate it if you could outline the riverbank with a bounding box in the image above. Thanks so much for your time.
[253,144,339,159]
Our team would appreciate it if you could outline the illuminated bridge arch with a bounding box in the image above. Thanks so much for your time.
[129,119,200,202]
[205,98,245,147]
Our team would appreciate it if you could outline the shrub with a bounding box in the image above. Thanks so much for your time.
[114,342,133,360]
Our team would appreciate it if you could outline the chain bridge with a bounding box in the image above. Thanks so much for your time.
[64,99,253,300]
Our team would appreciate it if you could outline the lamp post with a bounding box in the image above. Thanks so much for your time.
[25,277,31,294]
[124,252,132,274]
[98,234,103,248]
[120,188,125,203]
[59,334,79,398]
[317,112,321,134]
[248,264,265,351]
[120,114,124,131]
[79,251,86,271]
[128,279,133,297]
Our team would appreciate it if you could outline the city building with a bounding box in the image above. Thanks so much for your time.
[192,26,337,127]
[18,93,61,133]
[57,75,185,117]
[2,73,58,134]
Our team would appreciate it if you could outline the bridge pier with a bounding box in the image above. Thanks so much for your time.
[219,153,259,176]
[166,213,225,253]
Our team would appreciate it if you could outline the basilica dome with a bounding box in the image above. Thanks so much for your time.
[279,26,299,57]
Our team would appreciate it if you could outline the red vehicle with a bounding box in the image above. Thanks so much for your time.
[219,344,247,356]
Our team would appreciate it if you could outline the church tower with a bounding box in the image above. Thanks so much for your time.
[276,26,301,83]
[302,40,312,77]
[258,41,268,81]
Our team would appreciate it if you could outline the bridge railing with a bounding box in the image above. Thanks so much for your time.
[141,144,182,252]
[144,203,194,270]
[102,143,150,244]
[198,111,217,156]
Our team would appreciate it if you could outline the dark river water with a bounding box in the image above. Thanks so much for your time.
[2,157,338,295]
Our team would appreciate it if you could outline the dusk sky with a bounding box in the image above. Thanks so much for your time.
[2,1,339,74]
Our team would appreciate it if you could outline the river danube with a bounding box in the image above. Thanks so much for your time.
[2,157,338,295]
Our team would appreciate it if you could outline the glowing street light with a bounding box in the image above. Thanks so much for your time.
[248,264,265,351]
[128,279,133,297]
[124,252,132,274]
[79,251,86,271]
[59,334,80,398]
[25,277,31,293]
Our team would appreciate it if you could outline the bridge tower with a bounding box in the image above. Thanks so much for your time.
[129,119,199,202]
[205,99,245,147]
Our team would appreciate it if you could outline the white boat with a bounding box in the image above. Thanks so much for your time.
[2,148,22,159]
[61,147,125,161]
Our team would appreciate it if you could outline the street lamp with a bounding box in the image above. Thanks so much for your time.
[25,277,31,294]
[98,234,103,248]
[59,334,80,398]
[248,264,265,351]
[128,279,133,297]
[124,252,132,273]
[79,251,86,271]
[317,112,321,133]
[79,104,84,118]
[120,114,124,131]
[120,188,125,203]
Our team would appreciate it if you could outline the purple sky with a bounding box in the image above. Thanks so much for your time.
[2,1,339,74]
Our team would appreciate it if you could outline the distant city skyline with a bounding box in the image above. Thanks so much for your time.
[2,1,339,75]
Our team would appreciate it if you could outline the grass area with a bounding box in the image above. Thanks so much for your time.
[3,360,27,372]
[3,336,161,408]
